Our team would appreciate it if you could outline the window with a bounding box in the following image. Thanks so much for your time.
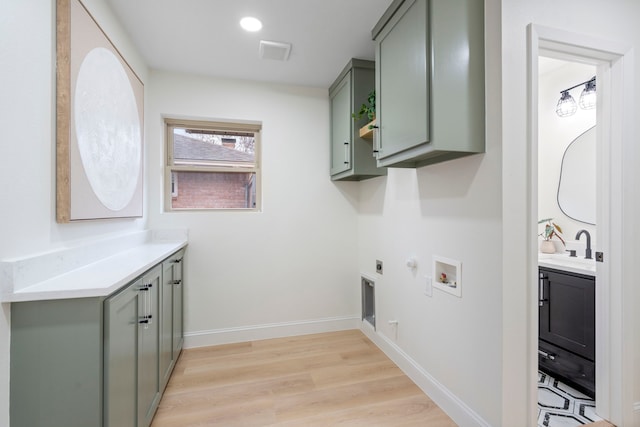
[165,118,261,210]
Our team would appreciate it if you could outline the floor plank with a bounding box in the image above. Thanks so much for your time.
[151,330,456,426]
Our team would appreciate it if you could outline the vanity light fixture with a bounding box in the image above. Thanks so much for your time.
[556,90,577,117]
[555,76,596,117]
[240,16,262,32]
[579,77,597,110]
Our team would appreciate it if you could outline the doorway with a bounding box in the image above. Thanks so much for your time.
[528,24,634,426]
[536,57,599,425]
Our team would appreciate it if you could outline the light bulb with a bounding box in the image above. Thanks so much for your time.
[556,91,577,117]
[579,80,596,110]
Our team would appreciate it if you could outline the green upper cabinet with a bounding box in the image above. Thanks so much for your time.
[329,59,386,181]
[372,0,485,168]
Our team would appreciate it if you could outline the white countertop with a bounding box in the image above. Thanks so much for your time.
[538,253,596,277]
[1,230,187,303]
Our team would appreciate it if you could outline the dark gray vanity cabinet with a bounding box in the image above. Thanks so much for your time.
[539,267,595,396]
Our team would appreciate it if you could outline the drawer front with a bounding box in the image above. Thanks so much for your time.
[539,340,595,398]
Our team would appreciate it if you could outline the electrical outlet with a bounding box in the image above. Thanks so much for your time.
[424,275,432,297]
[376,260,383,275]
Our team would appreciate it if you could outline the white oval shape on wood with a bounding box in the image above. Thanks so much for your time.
[75,47,141,211]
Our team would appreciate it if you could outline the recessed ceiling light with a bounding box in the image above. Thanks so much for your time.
[240,17,262,32]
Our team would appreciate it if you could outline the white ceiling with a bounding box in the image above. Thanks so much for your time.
[106,0,394,88]
[538,57,568,76]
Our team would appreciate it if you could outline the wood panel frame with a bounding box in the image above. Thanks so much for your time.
[56,0,144,222]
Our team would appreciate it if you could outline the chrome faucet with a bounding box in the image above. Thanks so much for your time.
[575,229,592,259]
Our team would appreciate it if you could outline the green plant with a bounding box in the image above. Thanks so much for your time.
[538,218,565,245]
[351,90,376,122]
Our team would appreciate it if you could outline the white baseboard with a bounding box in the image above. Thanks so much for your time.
[183,315,361,348]
[360,322,491,427]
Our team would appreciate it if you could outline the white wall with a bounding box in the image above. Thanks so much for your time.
[146,70,361,344]
[538,61,596,251]
[358,166,503,424]
[0,0,148,425]
[356,1,503,423]
[502,1,640,425]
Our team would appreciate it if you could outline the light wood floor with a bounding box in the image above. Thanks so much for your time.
[151,329,456,426]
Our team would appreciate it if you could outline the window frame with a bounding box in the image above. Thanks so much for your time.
[164,117,262,212]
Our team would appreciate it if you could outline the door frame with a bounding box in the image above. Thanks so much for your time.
[527,24,635,425]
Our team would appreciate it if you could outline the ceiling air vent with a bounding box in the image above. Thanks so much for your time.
[259,40,291,61]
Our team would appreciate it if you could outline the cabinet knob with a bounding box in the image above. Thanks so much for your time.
[139,319,149,324]
[171,279,182,285]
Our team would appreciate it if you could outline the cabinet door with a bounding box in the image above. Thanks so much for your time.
[375,0,429,161]
[539,268,595,360]
[330,72,352,175]
[160,259,174,389]
[372,0,484,167]
[104,280,140,427]
[138,265,162,427]
[11,298,103,427]
[172,253,184,356]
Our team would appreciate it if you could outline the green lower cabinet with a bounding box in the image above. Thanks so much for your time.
[160,260,174,389]
[104,266,162,427]
[10,249,185,427]
[170,251,185,359]
[160,250,184,390]
[104,279,140,427]
[137,265,162,427]
[10,298,103,427]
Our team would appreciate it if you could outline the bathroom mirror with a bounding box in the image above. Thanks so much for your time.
[557,126,596,225]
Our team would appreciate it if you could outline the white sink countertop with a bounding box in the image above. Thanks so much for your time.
[1,230,187,303]
[538,253,596,276]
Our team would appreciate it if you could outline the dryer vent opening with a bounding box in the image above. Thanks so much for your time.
[361,276,375,329]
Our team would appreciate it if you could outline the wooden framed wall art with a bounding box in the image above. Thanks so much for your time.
[56,0,144,222]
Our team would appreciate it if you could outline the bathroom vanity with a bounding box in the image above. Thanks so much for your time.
[538,254,596,397]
